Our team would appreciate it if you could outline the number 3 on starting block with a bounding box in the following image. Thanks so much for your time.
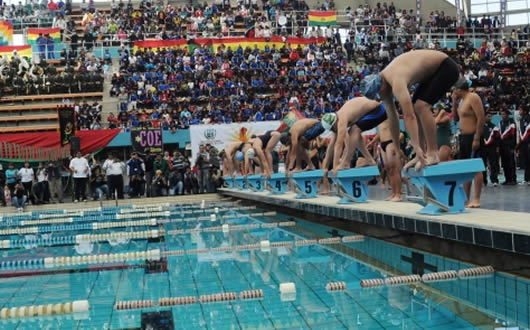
[331,167,380,203]
[247,175,265,192]
[403,159,485,215]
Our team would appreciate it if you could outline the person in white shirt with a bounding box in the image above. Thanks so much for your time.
[69,151,90,202]
[103,153,125,199]
[18,161,35,205]
[35,163,50,204]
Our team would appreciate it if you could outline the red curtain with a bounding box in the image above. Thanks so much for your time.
[0,129,120,154]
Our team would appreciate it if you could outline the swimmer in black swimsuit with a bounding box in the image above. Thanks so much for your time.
[320,97,388,177]
[250,130,282,178]
[286,119,325,172]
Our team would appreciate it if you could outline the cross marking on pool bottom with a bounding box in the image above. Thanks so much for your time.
[401,252,437,276]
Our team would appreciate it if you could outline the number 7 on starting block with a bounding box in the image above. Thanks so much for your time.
[331,167,380,203]
[403,159,485,215]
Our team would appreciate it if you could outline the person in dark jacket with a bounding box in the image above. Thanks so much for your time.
[499,109,517,184]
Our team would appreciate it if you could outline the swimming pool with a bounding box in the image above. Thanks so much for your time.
[0,201,528,329]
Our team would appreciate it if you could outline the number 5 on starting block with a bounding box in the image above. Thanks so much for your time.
[291,170,324,199]
[331,167,380,203]
[403,159,485,215]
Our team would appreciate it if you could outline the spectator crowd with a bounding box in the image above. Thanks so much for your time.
[0,144,224,210]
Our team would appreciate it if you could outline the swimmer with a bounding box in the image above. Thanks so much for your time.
[361,50,460,170]
[251,130,282,178]
[285,118,325,172]
[433,103,453,162]
[367,120,404,202]
[222,141,250,178]
[319,97,388,178]
[452,78,484,208]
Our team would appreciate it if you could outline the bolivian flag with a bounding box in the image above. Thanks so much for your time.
[308,11,337,26]
[27,28,61,45]
[0,45,32,60]
[133,39,188,53]
[0,21,13,45]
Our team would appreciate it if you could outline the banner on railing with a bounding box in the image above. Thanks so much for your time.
[308,11,337,26]
[27,27,61,45]
[0,141,70,161]
[0,21,13,45]
[0,45,31,59]
[131,127,164,154]
[189,121,281,164]
[132,38,188,53]
[133,37,328,53]
[58,105,76,146]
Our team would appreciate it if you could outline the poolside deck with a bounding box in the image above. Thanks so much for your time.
[219,188,530,258]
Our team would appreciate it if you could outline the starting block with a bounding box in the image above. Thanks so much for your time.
[291,170,324,199]
[403,159,485,215]
[224,176,235,188]
[331,167,380,203]
[234,176,247,190]
[267,173,289,195]
[247,175,265,192]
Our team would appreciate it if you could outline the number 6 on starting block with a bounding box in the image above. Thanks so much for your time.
[234,176,247,190]
[291,170,324,199]
[267,173,288,195]
[247,175,265,192]
[331,167,380,203]
[403,159,485,215]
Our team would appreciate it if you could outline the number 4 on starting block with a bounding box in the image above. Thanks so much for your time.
[331,167,380,203]
[267,173,288,195]
[403,159,485,215]
[291,170,324,199]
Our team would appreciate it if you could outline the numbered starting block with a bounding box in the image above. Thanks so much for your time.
[403,159,485,215]
[234,176,247,190]
[331,167,379,203]
[267,173,289,195]
[247,175,265,192]
[224,176,235,189]
[291,170,324,199]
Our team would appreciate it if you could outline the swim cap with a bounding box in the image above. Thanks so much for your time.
[279,133,290,145]
[235,151,244,161]
[246,148,255,159]
[321,113,337,131]
[360,74,382,99]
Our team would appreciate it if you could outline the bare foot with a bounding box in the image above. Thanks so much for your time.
[467,200,481,208]
[385,195,393,201]
[389,195,402,202]
[291,167,303,173]
[404,157,419,171]
[426,152,440,166]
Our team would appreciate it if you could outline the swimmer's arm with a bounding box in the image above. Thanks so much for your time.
[254,147,270,175]
[451,92,460,122]
[333,124,347,170]
[288,133,300,170]
[435,110,451,125]
[391,84,420,150]
[381,92,402,149]
[366,134,380,149]
[471,94,485,139]
[322,134,336,172]
[225,154,233,176]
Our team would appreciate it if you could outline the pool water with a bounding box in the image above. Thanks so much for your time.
[0,202,528,329]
